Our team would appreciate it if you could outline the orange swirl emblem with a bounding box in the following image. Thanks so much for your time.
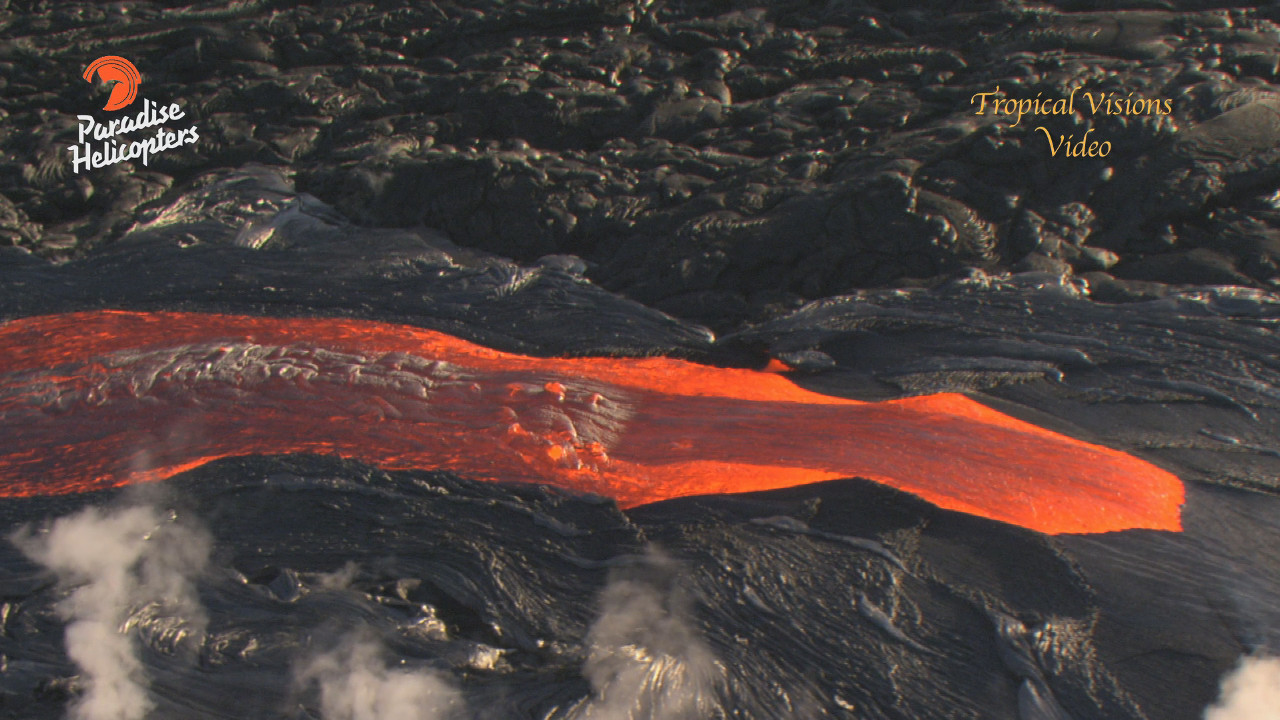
[83,56,140,111]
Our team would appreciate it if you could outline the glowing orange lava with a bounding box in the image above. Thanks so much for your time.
[0,311,1184,534]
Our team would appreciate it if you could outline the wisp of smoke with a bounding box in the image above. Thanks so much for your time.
[571,549,723,720]
[11,503,210,720]
[294,631,465,720]
[1205,654,1280,720]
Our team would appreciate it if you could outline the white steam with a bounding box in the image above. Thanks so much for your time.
[11,503,210,720]
[11,503,721,720]
[294,550,720,720]
[570,550,723,720]
[295,633,465,720]
[1205,654,1280,720]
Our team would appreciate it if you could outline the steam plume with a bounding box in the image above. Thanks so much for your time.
[572,549,723,720]
[295,632,465,720]
[11,503,210,720]
[1205,654,1280,720]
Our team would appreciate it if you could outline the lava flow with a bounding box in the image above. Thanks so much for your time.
[0,311,1184,534]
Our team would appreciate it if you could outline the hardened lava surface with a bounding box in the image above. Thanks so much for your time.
[0,455,1276,720]
[1,1,1280,719]
[5,1,1280,328]
[1,190,1279,718]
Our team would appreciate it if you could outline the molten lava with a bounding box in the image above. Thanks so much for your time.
[0,311,1184,534]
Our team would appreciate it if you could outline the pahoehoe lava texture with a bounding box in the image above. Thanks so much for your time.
[0,458,1277,720]
[2,210,1279,718]
[6,1,1280,328]
[3,2,1280,720]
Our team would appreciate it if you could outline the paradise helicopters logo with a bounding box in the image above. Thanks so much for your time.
[68,55,199,173]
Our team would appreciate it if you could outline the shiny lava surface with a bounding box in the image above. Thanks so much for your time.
[0,311,1183,535]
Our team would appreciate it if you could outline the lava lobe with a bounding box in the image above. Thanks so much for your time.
[0,311,1183,534]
